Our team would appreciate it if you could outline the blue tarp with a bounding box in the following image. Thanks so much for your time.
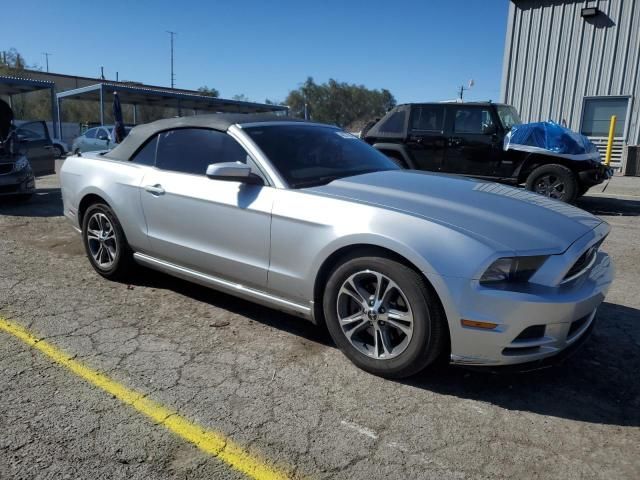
[504,121,601,162]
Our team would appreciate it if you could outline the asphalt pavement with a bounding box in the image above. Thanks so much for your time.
[0,174,638,479]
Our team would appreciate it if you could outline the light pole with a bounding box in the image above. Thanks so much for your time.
[42,52,52,72]
[167,31,177,88]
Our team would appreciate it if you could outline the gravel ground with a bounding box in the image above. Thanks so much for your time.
[0,175,639,479]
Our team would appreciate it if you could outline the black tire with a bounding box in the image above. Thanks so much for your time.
[52,145,64,158]
[386,153,409,169]
[323,253,448,378]
[81,203,134,280]
[577,185,590,197]
[525,164,578,203]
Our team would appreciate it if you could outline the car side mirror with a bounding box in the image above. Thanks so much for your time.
[482,123,497,135]
[205,162,263,185]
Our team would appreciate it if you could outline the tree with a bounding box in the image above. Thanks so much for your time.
[197,86,219,97]
[284,77,396,129]
[232,94,250,102]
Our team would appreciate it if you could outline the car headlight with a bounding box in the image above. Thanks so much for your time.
[480,256,548,284]
[14,156,29,171]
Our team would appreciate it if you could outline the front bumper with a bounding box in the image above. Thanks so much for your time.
[0,168,35,196]
[578,164,613,187]
[431,251,614,367]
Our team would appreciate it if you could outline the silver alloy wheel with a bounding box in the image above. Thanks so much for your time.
[534,174,565,199]
[336,270,414,360]
[86,212,118,269]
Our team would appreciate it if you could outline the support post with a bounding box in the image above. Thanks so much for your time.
[56,96,62,139]
[99,85,105,125]
[605,115,617,166]
[50,88,58,140]
[133,104,137,125]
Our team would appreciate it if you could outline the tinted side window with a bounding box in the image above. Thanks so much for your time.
[156,128,248,175]
[379,111,406,134]
[410,106,445,132]
[17,122,48,140]
[453,108,494,134]
[84,128,97,139]
[131,135,158,166]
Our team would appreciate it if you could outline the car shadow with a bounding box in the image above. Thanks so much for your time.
[576,195,640,217]
[0,187,63,217]
[128,267,639,427]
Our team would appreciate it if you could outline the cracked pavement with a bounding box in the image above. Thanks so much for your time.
[1,175,639,479]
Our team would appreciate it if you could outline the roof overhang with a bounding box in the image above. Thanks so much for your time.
[0,75,55,96]
[56,83,287,114]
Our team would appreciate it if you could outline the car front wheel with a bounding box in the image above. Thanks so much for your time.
[323,253,448,378]
[525,164,578,203]
[82,203,134,280]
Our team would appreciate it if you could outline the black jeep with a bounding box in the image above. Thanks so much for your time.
[362,102,610,203]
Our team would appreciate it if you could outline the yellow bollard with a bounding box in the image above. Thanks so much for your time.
[604,115,617,166]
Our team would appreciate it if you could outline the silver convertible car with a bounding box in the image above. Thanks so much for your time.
[60,114,614,378]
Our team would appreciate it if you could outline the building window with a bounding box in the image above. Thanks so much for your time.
[581,97,629,137]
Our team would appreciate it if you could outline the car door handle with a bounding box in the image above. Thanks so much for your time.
[144,184,165,195]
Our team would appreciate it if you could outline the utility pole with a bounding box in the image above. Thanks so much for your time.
[167,31,177,88]
[42,52,52,72]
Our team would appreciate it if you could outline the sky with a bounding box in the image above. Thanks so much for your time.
[2,0,509,104]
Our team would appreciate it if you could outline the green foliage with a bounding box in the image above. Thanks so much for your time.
[285,77,396,129]
[232,93,250,102]
[197,86,219,97]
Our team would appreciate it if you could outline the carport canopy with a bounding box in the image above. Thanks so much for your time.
[0,75,58,137]
[56,82,288,137]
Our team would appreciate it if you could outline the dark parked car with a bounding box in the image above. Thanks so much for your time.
[362,102,610,202]
[0,100,36,200]
[13,120,56,174]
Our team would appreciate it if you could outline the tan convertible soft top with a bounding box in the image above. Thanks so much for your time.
[104,113,306,162]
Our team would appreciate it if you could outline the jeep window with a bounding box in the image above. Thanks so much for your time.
[453,108,494,134]
[378,111,406,134]
[410,105,445,132]
[496,105,522,130]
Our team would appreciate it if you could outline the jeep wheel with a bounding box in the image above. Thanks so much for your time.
[525,164,578,203]
[385,153,408,169]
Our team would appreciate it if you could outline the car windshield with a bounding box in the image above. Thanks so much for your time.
[243,124,398,188]
[496,105,522,130]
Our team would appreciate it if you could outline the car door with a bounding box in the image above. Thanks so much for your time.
[405,105,447,171]
[95,128,112,151]
[15,121,54,174]
[77,128,97,152]
[139,128,273,289]
[443,105,501,176]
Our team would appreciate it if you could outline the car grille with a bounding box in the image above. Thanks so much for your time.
[563,240,603,282]
[0,163,14,175]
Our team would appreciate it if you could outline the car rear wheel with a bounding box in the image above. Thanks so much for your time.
[525,164,578,203]
[385,153,409,169]
[323,254,447,378]
[82,203,134,280]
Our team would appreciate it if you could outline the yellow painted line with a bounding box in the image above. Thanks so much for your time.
[0,317,292,480]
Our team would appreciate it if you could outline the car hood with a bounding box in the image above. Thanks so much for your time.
[308,170,603,255]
